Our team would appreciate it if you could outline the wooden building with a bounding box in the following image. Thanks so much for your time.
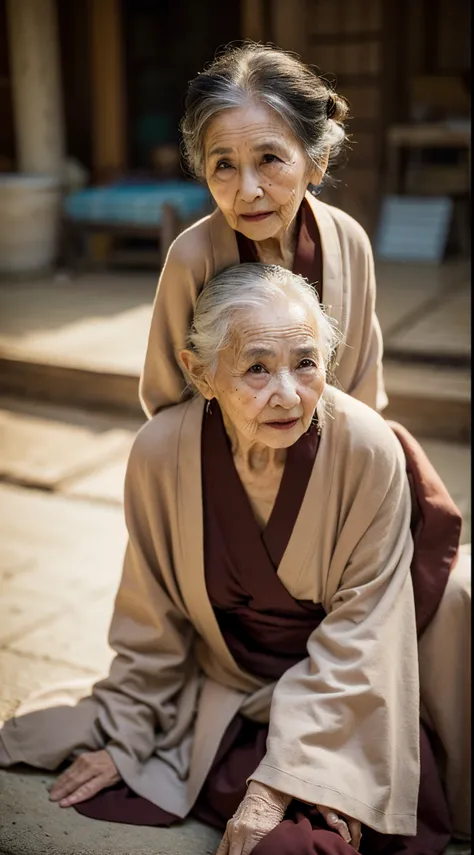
[0,0,470,236]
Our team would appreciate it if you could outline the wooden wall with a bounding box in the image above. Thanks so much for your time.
[407,0,470,75]
[57,0,93,171]
[245,0,471,236]
[303,0,386,233]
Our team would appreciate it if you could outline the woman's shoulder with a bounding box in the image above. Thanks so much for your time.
[306,193,371,253]
[165,210,214,271]
[128,398,201,471]
[166,205,231,271]
[325,386,403,470]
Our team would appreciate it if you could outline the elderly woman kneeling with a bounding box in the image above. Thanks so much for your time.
[0,264,467,854]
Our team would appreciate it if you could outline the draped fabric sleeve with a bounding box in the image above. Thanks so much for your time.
[249,434,419,837]
[93,421,197,775]
[138,230,209,419]
[332,212,387,413]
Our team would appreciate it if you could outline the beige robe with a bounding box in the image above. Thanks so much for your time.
[0,387,419,836]
[139,192,388,417]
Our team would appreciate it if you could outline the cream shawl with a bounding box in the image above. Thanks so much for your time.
[0,387,418,836]
[139,193,388,417]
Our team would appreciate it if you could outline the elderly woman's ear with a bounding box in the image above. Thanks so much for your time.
[309,148,330,187]
[179,349,214,400]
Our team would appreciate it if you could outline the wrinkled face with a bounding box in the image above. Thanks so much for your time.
[204,102,316,242]
[209,298,326,449]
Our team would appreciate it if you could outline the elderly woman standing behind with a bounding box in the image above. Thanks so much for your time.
[140,42,387,416]
[0,264,468,854]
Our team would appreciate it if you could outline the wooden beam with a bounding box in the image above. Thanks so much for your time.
[88,0,126,181]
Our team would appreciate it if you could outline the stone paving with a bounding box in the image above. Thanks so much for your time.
[0,272,154,375]
[375,258,470,359]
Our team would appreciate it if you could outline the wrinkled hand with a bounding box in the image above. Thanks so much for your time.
[49,749,121,807]
[317,804,362,851]
[216,781,291,855]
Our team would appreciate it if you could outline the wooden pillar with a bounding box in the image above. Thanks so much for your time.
[89,0,126,181]
[6,0,65,175]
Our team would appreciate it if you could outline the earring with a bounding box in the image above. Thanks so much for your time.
[309,182,323,197]
[206,398,214,416]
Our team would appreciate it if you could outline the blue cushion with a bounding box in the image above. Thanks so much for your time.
[64,181,210,226]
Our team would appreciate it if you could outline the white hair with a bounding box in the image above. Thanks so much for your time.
[185,262,340,383]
